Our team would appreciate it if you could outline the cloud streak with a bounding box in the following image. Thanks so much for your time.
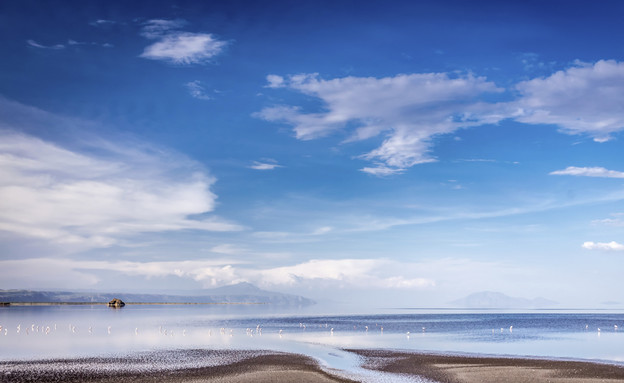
[582,241,624,251]
[140,19,227,65]
[27,39,65,50]
[249,159,283,170]
[550,166,624,178]
[185,80,212,100]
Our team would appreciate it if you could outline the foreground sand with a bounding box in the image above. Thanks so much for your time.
[352,350,624,383]
[3,349,624,383]
[1,352,358,383]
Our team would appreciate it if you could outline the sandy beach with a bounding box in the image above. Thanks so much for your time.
[3,350,624,383]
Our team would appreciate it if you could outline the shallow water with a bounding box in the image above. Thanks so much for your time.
[1,305,623,375]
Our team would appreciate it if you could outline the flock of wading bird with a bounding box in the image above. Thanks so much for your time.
[0,322,621,339]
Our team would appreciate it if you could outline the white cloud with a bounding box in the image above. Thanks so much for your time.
[360,165,405,176]
[185,80,212,100]
[582,241,624,251]
[550,166,624,178]
[27,39,65,50]
[140,19,188,38]
[514,60,624,142]
[258,61,624,175]
[0,257,435,290]
[140,19,226,65]
[266,74,285,88]
[256,259,435,289]
[89,19,117,27]
[249,159,283,170]
[257,72,503,172]
[0,131,241,249]
[0,100,242,250]
[591,215,624,226]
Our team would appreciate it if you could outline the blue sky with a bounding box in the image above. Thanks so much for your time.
[1,0,624,307]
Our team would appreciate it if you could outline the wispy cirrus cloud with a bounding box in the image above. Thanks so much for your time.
[140,19,227,65]
[360,164,405,176]
[89,19,118,27]
[582,241,624,251]
[27,39,65,50]
[0,99,241,252]
[185,80,212,100]
[550,166,624,178]
[28,39,111,50]
[249,159,283,170]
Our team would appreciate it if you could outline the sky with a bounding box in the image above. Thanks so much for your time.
[1,0,624,308]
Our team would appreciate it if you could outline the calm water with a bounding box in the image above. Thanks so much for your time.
[1,305,624,375]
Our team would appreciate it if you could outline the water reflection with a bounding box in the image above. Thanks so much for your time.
[1,305,624,366]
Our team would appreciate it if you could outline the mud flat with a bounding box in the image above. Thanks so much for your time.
[352,349,624,383]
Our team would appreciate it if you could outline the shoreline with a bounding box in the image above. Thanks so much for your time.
[3,349,624,383]
[0,302,268,306]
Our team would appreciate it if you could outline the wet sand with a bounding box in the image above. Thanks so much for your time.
[0,351,357,383]
[352,350,624,383]
[3,349,624,383]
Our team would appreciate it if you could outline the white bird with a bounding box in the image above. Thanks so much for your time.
[615,325,618,331]
[107,326,112,335]
[135,328,139,335]
[509,326,513,333]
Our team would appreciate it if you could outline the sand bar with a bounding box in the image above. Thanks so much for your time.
[3,349,624,383]
[352,349,624,383]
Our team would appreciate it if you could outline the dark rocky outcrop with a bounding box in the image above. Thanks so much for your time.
[108,298,125,307]
[0,284,315,306]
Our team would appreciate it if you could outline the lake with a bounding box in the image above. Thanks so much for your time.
[1,305,623,373]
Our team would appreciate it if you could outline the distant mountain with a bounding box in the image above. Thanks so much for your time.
[0,283,315,306]
[450,291,558,309]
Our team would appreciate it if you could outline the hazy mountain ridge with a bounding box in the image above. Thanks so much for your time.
[0,283,315,306]
[450,291,558,309]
